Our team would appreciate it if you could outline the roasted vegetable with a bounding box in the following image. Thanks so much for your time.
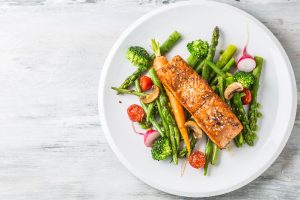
[118,31,181,91]
[201,26,219,80]
[249,56,264,132]
[186,39,209,67]
[126,46,152,67]
[233,71,255,88]
[151,137,172,161]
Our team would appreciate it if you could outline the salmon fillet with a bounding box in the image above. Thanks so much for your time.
[155,55,243,148]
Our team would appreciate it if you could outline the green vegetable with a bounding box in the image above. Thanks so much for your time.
[173,126,181,152]
[151,137,172,161]
[168,124,178,163]
[146,102,155,122]
[135,80,165,136]
[138,121,152,129]
[156,100,170,138]
[111,87,147,96]
[195,59,205,74]
[117,47,152,91]
[249,56,264,131]
[178,136,197,158]
[202,26,219,81]
[233,71,255,88]
[205,60,226,78]
[234,133,244,148]
[204,138,213,176]
[217,77,225,101]
[159,31,182,56]
[208,45,237,82]
[126,46,152,67]
[210,57,235,86]
[211,143,219,165]
[216,45,237,67]
[225,76,235,87]
[119,31,181,91]
[186,39,209,67]
[118,67,149,91]
[232,93,256,146]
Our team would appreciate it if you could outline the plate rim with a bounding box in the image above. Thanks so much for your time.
[98,1,297,197]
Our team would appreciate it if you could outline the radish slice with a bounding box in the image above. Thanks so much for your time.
[144,130,160,147]
[237,47,256,72]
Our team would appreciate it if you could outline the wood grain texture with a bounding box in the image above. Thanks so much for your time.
[0,0,299,199]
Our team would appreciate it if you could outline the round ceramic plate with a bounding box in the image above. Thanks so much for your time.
[99,1,296,197]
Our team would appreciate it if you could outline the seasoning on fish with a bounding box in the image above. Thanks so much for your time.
[154,55,243,148]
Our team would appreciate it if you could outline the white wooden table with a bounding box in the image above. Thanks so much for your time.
[0,0,299,199]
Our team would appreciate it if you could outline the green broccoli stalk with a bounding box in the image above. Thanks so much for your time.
[151,137,172,161]
[126,46,152,67]
[233,71,255,88]
[186,39,209,68]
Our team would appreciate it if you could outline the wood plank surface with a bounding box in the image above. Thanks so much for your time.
[0,0,299,199]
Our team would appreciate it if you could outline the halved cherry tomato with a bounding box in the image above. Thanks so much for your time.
[139,75,153,91]
[127,104,145,122]
[242,88,252,105]
[189,150,206,169]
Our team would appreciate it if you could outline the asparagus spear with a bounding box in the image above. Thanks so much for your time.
[204,138,213,176]
[210,57,235,86]
[211,143,219,165]
[208,45,237,82]
[146,102,155,122]
[111,87,146,96]
[218,77,225,101]
[169,124,178,164]
[195,59,205,74]
[232,93,255,146]
[135,80,165,136]
[178,136,197,158]
[249,56,264,131]
[159,31,182,56]
[156,100,170,138]
[205,60,227,78]
[201,27,219,81]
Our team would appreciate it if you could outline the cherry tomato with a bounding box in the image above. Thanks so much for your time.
[127,104,145,122]
[139,75,153,91]
[189,150,206,169]
[242,88,252,105]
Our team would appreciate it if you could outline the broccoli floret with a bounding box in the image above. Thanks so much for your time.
[151,137,172,161]
[126,46,151,67]
[187,39,209,58]
[186,39,209,67]
[233,71,255,88]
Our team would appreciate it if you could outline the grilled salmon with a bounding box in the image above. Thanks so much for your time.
[154,55,243,148]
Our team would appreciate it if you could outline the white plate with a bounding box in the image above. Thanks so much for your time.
[98,1,297,197]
